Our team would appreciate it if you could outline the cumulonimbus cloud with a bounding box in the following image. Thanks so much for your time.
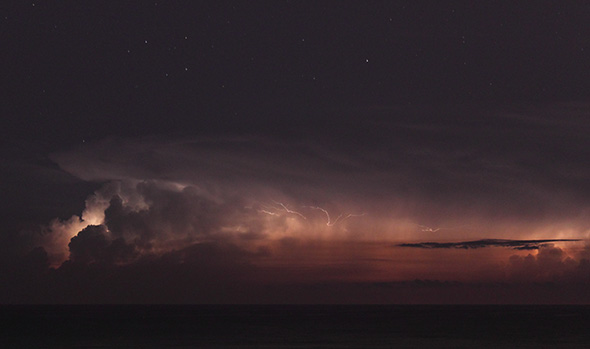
[9,104,586,303]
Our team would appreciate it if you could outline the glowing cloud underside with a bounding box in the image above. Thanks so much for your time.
[37,133,590,284]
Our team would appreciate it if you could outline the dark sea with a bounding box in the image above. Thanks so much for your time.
[1,305,590,348]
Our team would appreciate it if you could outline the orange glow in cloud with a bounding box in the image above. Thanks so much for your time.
[35,176,589,285]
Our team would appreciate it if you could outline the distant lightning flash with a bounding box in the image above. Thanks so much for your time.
[259,202,365,225]
[308,206,338,226]
[418,225,441,232]
[416,224,467,232]
[274,201,307,220]
[338,213,366,225]
[308,206,365,226]
[259,210,279,216]
[343,213,366,219]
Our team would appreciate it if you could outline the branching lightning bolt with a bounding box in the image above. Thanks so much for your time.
[308,206,336,226]
[308,206,365,226]
[274,201,307,220]
[257,201,365,225]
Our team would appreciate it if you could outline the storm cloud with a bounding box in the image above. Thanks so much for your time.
[2,2,590,304]
[50,103,590,226]
[30,104,589,277]
[2,104,589,303]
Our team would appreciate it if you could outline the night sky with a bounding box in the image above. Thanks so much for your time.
[2,1,590,303]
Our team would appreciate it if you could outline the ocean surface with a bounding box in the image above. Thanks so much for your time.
[1,305,590,348]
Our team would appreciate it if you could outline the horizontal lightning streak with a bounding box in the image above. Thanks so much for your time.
[418,225,441,232]
[259,210,279,216]
[308,206,365,226]
[274,201,307,220]
[416,224,467,232]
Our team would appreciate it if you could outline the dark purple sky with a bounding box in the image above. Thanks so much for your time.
[1,1,590,303]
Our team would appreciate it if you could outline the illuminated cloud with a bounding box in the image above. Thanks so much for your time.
[49,104,590,231]
[3,104,589,303]
[39,103,590,273]
[505,245,590,283]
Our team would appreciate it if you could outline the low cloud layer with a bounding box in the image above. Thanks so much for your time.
[398,239,582,250]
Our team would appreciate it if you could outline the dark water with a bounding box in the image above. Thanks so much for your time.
[1,305,590,348]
